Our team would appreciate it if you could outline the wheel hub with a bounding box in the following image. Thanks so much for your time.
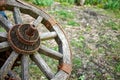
[8,24,40,54]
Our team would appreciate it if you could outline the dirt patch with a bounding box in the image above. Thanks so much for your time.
[47,3,120,80]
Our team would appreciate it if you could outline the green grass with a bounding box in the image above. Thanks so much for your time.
[85,0,120,10]
[86,25,92,32]
[71,35,92,55]
[55,0,75,5]
[71,36,85,49]
[105,9,120,18]
[84,48,92,55]
[72,57,82,80]
[102,10,120,31]
[73,57,82,68]
[104,20,120,30]
[98,47,105,54]
[41,54,58,73]
[97,34,120,54]
[33,0,53,6]
[24,0,53,7]
[104,0,120,10]
[0,27,6,32]
[24,0,120,10]
[67,20,80,26]
[115,62,120,73]
[78,75,85,80]
[30,62,47,80]
[48,9,76,27]
[53,10,75,21]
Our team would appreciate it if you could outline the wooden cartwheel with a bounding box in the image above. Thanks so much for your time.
[0,0,72,80]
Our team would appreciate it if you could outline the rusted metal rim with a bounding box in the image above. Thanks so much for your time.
[58,63,72,74]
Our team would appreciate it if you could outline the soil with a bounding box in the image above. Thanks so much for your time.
[47,3,120,80]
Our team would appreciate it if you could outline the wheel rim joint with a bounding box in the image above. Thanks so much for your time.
[58,63,72,74]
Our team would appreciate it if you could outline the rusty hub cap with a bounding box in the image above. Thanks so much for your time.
[8,24,40,54]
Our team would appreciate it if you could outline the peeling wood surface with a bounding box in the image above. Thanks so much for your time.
[13,7,23,24]
[0,51,19,80]
[51,70,68,80]
[0,15,12,32]
[30,53,54,79]
[40,32,57,40]
[0,41,10,52]
[53,24,72,64]
[33,16,43,27]
[38,45,63,60]
[0,32,7,42]
[21,55,29,80]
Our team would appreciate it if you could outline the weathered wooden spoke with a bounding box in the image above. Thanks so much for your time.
[51,70,68,80]
[13,7,23,24]
[0,15,13,32]
[0,41,10,52]
[30,53,54,79]
[0,51,19,79]
[21,55,29,80]
[33,16,43,27]
[38,45,63,60]
[0,32,7,42]
[0,0,72,80]
[40,31,58,41]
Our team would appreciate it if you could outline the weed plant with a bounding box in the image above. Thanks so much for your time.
[85,0,120,10]
[33,0,53,6]
[24,0,120,10]
[56,0,75,4]
[24,0,53,6]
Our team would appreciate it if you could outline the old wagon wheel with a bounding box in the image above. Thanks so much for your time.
[0,0,72,80]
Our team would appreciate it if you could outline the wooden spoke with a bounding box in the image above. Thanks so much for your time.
[0,15,13,32]
[38,45,63,60]
[40,32,57,41]
[30,52,54,79]
[51,70,68,80]
[0,41,10,52]
[13,7,22,24]
[33,16,43,27]
[0,51,19,79]
[21,55,29,80]
[0,32,7,42]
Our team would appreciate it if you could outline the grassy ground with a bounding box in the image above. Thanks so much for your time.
[0,1,120,80]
